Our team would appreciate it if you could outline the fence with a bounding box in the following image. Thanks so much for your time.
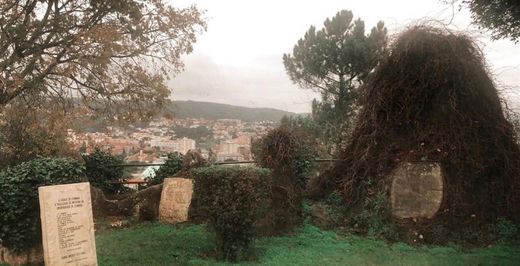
[110,159,339,185]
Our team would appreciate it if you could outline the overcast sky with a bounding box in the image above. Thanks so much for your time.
[168,0,520,113]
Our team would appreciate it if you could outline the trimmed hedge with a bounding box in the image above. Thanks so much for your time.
[191,166,271,261]
[0,157,86,252]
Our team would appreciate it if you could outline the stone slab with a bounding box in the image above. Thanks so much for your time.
[38,182,97,266]
[389,162,443,219]
[159,178,194,224]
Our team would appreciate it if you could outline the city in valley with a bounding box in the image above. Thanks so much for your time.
[67,114,276,179]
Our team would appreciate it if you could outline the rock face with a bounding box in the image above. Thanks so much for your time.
[159,178,194,224]
[389,162,444,219]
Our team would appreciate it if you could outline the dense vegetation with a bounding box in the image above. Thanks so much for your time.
[165,101,300,122]
[252,126,317,233]
[463,0,520,41]
[320,26,520,245]
[0,157,86,252]
[83,149,126,194]
[173,126,213,143]
[146,152,184,185]
[190,166,271,261]
[283,10,387,153]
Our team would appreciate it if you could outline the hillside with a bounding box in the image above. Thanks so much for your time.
[165,100,299,122]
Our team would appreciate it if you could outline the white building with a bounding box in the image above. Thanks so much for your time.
[173,137,196,154]
[150,137,196,154]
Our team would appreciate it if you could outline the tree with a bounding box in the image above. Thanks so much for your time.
[0,0,206,120]
[283,10,387,153]
[462,0,520,42]
[83,148,126,194]
[147,152,183,185]
[0,100,76,169]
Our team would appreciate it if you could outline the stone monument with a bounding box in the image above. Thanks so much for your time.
[389,162,444,219]
[159,177,194,224]
[38,182,97,266]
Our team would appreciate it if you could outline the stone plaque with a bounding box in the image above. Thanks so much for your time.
[159,178,194,224]
[389,162,443,219]
[38,182,97,266]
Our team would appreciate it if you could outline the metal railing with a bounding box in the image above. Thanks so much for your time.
[109,158,340,168]
[111,158,340,185]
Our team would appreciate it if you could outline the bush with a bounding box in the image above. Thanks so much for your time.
[252,126,316,232]
[253,126,316,186]
[350,193,398,240]
[0,157,86,252]
[496,218,519,244]
[83,149,125,194]
[147,152,183,185]
[191,166,271,261]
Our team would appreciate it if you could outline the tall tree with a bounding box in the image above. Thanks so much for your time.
[283,10,387,153]
[0,101,76,168]
[0,0,206,119]
[462,0,520,42]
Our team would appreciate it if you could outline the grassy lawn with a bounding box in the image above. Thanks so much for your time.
[95,223,520,265]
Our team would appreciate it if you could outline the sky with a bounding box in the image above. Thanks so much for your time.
[168,0,520,113]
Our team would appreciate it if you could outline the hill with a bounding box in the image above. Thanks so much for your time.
[165,100,300,122]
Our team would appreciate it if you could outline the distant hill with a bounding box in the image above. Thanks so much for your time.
[165,100,300,122]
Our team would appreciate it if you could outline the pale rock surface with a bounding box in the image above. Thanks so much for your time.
[390,162,443,219]
[159,178,194,224]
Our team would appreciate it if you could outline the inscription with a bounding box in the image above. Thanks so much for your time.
[39,182,97,265]
[159,178,194,224]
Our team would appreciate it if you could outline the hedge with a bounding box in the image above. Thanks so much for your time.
[82,149,125,194]
[191,165,271,261]
[0,157,86,252]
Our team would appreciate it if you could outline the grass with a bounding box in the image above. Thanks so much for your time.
[96,223,520,265]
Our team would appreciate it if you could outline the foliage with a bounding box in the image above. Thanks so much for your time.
[322,26,520,244]
[191,166,271,261]
[462,0,520,42]
[0,101,75,169]
[283,10,387,153]
[254,125,316,186]
[326,190,343,206]
[280,114,329,158]
[147,152,183,185]
[0,0,206,120]
[172,126,213,142]
[0,157,86,252]
[95,223,520,265]
[496,218,519,244]
[83,149,125,194]
[350,193,398,240]
[253,126,316,233]
[182,149,208,172]
[165,100,296,122]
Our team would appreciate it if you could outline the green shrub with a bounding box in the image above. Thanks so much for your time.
[351,193,398,240]
[496,218,519,244]
[83,149,125,194]
[191,165,271,261]
[147,152,183,185]
[0,157,86,252]
[326,191,343,206]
